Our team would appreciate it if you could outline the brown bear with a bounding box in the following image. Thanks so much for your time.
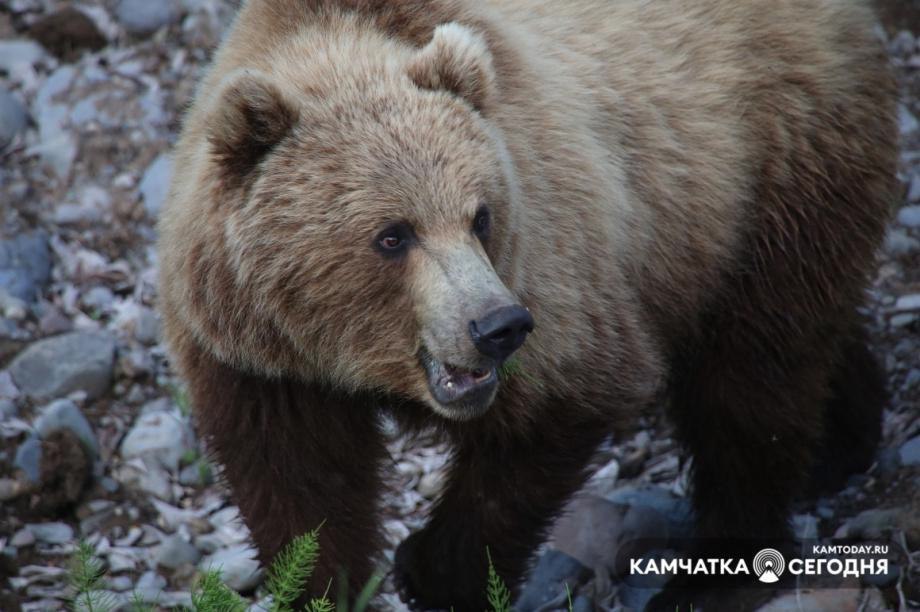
[157,0,897,608]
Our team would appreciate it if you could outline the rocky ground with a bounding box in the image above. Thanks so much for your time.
[0,1,918,610]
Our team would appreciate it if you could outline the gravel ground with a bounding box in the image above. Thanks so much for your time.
[0,1,918,610]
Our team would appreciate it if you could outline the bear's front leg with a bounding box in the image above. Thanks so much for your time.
[395,407,611,611]
[182,345,387,601]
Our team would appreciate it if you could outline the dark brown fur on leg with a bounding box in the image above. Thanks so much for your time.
[647,324,831,612]
[394,407,612,611]
[650,93,894,608]
[182,343,387,600]
[808,323,885,496]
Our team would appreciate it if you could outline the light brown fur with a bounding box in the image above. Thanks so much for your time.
[158,0,896,607]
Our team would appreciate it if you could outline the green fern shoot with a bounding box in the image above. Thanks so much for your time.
[485,549,512,612]
[190,569,248,612]
[69,540,115,612]
[266,529,322,612]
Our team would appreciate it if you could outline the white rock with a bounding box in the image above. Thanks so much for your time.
[417,470,445,499]
[0,87,28,149]
[885,228,920,256]
[120,408,195,471]
[201,545,263,592]
[112,459,173,500]
[11,528,35,547]
[897,205,920,228]
[26,522,74,545]
[134,307,161,345]
[0,40,46,72]
[107,550,138,573]
[0,371,19,400]
[895,293,920,311]
[116,0,182,35]
[8,332,116,401]
[900,104,920,135]
[139,154,173,217]
[31,66,77,179]
[107,576,134,592]
[908,175,920,202]
[899,437,920,466]
[134,571,167,603]
[890,30,916,56]
[155,534,202,569]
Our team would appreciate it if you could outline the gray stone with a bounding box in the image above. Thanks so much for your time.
[908,175,920,202]
[0,371,20,400]
[0,230,51,303]
[8,331,116,400]
[139,154,173,217]
[899,437,920,467]
[108,576,134,592]
[10,528,35,548]
[876,447,901,480]
[135,571,167,600]
[201,545,263,592]
[32,65,78,179]
[0,87,28,150]
[891,312,918,328]
[885,229,920,256]
[904,369,920,390]
[155,534,202,569]
[116,0,182,36]
[571,595,592,612]
[890,30,917,56]
[0,292,27,321]
[112,459,173,500]
[134,307,161,345]
[552,495,624,571]
[900,105,920,135]
[0,399,16,419]
[121,408,195,471]
[26,522,74,544]
[834,508,901,540]
[607,486,695,540]
[14,435,42,483]
[81,286,115,313]
[792,513,818,540]
[895,293,920,311]
[516,549,591,611]
[0,40,46,73]
[417,470,444,499]
[34,399,98,459]
[179,461,213,487]
[900,206,920,228]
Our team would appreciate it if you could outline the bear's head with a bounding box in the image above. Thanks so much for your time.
[194,22,532,420]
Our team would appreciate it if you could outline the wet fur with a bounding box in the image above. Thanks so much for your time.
[158,0,897,608]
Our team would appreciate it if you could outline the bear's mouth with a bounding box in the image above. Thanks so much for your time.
[420,349,498,419]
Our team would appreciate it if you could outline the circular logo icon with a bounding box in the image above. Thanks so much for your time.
[753,548,785,583]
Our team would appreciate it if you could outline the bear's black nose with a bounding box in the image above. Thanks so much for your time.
[469,305,534,361]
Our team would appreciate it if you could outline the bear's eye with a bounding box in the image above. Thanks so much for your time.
[374,222,414,256]
[473,207,491,238]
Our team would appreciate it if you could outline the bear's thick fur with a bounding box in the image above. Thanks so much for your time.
[158,0,897,608]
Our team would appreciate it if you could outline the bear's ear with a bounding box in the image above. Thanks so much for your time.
[407,23,496,113]
[207,70,299,185]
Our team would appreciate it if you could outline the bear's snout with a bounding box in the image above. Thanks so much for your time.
[468,304,533,361]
